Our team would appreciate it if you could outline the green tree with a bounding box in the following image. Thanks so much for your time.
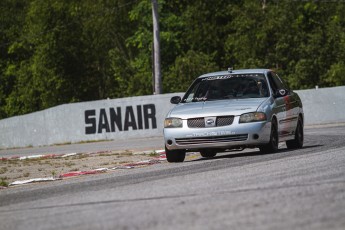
[1,0,345,119]
[0,0,29,118]
[2,0,136,117]
[165,50,218,92]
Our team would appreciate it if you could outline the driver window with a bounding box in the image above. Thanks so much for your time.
[271,72,284,89]
[268,71,286,95]
[267,72,278,93]
[276,74,290,91]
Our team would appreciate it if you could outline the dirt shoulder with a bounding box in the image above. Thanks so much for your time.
[0,150,162,187]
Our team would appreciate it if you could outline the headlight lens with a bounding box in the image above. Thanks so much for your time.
[164,118,183,128]
[239,112,267,123]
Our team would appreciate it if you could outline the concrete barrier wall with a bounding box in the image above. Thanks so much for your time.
[0,93,183,149]
[0,86,344,149]
[296,86,345,125]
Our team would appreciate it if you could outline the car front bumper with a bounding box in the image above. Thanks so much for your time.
[164,117,271,150]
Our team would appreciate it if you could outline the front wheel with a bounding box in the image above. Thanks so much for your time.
[165,147,186,163]
[286,118,304,149]
[259,120,279,154]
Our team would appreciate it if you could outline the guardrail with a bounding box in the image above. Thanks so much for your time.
[0,86,344,149]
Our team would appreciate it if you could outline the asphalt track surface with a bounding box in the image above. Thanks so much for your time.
[0,125,345,230]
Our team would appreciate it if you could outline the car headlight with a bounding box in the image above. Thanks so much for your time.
[239,112,267,123]
[164,118,183,128]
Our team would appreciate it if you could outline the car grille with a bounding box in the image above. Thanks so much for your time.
[217,116,234,127]
[175,134,248,146]
[187,118,205,128]
[187,116,234,128]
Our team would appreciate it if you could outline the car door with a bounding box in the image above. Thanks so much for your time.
[267,72,297,137]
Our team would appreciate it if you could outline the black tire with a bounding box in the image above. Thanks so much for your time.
[259,120,279,154]
[165,146,186,163]
[286,118,304,149]
[200,150,217,158]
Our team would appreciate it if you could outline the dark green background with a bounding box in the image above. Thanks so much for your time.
[1,0,344,119]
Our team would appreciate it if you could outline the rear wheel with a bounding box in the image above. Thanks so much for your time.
[286,118,304,149]
[200,150,217,158]
[259,120,279,154]
[165,147,186,163]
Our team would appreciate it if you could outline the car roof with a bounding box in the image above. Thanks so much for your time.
[198,69,272,79]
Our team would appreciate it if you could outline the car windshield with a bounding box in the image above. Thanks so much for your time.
[181,73,269,103]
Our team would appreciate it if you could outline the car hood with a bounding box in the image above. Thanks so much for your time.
[168,98,268,119]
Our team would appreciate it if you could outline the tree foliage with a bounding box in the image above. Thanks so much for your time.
[0,0,345,119]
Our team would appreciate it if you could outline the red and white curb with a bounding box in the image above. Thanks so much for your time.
[9,177,61,186]
[1,150,166,161]
[59,168,109,178]
[3,150,166,188]
[1,152,77,161]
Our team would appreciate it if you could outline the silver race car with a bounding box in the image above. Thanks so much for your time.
[163,69,304,162]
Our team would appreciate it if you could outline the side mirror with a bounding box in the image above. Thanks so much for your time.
[275,89,288,97]
[170,96,181,104]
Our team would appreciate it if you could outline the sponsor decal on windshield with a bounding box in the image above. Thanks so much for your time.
[202,75,237,81]
[202,74,262,81]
